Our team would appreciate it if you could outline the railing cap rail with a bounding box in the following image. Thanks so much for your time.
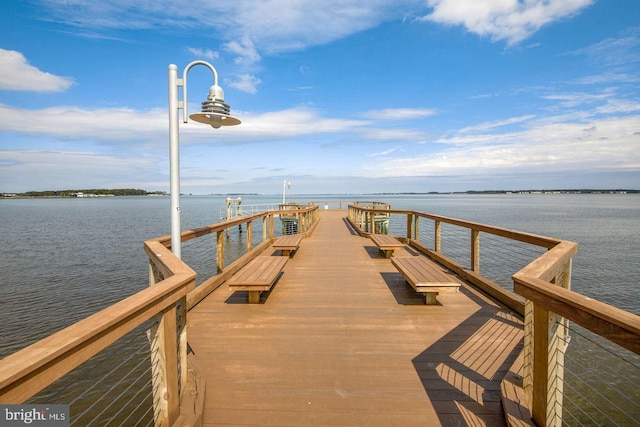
[514,275,640,355]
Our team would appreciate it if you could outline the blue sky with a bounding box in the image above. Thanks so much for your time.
[1,0,639,194]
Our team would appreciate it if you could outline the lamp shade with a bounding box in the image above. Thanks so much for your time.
[189,84,240,128]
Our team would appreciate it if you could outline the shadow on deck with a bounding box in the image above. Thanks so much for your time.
[187,210,523,426]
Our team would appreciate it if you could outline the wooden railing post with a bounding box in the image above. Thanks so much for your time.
[216,230,224,273]
[531,303,551,426]
[471,229,480,273]
[370,211,375,233]
[149,305,180,427]
[176,296,188,395]
[246,220,253,252]
[528,299,569,427]
[434,220,441,252]
[269,214,275,238]
[517,255,574,427]
[406,214,412,239]
[263,216,268,242]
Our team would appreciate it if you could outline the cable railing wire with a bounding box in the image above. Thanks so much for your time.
[561,322,640,426]
[27,321,156,426]
[109,376,154,427]
[85,358,152,426]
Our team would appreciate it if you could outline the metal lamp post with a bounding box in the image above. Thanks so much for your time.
[282,179,291,205]
[168,61,240,258]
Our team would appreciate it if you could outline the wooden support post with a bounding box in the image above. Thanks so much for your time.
[522,300,534,406]
[425,292,438,305]
[414,215,420,241]
[263,216,268,242]
[434,220,441,253]
[246,221,253,252]
[471,228,480,273]
[269,214,275,239]
[531,303,550,427]
[531,301,566,427]
[371,212,376,234]
[520,260,573,427]
[149,305,180,427]
[248,291,261,304]
[176,296,188,393]
[216,230,224,273]
[406,214,412,239]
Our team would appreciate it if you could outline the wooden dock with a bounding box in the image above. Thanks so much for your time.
[187,210,524,426]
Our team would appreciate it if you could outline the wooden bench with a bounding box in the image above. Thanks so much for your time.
[227,256,288,303]
[369,234,404,258]
[273,234,303,257]
[390,256,460,305]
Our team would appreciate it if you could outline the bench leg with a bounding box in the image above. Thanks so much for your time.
[248,291,261,304]
[425,292,439,305]
[282,249,291,257]
[384,249,393,258]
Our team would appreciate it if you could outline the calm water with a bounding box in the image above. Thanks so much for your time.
[1,193,639,358]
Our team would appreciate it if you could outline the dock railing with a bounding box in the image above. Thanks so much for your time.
[0,204,319,426]
[348,204,640,427]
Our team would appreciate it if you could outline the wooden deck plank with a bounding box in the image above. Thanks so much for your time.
[188,210,523,426]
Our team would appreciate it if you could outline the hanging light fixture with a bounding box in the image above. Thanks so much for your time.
[189,84,241,128]
[168,60,241,258]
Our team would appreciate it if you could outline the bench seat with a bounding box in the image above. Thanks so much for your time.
[370,234,404,258]
[391,256,460,305]
[227,256,288,303]
[273,234,304,257]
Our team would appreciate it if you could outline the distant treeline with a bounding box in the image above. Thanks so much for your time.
[374,189,639,195]
[7,189,166,198]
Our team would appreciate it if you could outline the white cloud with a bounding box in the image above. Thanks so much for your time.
[566,33,640,66]
[226,74,262,94]
[187,47,220,61]
[0,103,370,147]
[362,108,437,120]
[541,90,614,108]
[457,114,535,134]
[231,107,368,139]
[0,149,164,192]
[368,114,640,177]
[369,146,402,157]
[595,99,640,115]
[359,128,427,141]
[32,1,414,54]
[572,72,638,85]
[224,37,261,65]
[421,0,593,45]
[0,49,75,92]
[0,103,165,143]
